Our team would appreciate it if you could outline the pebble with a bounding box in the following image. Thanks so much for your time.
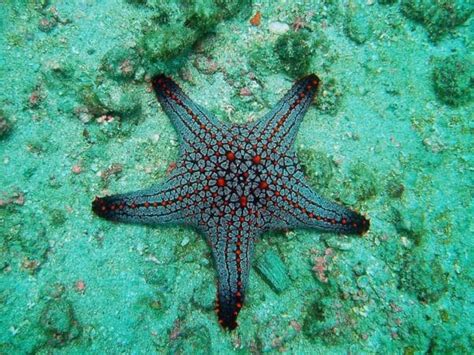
[181,236,190,246]
[269,22,290,34]
[71,165,82,174]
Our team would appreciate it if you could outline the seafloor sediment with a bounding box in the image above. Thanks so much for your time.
[0,1,472,353]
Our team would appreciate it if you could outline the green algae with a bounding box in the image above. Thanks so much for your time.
[314,77,344,114]
[345,6,372,45]
[142,24,198,62]
[297,148,336,194]
[40,298,82,348]
[385,171,405,199]
[0,110,12,139]
[275,30,314,77]
[432,53,473,106]
[393,205,426,247]
[399,254,449,303]
[341,162,378,205]
[137,0,251,73]
[249,44,281,75]
[400,0,473,40]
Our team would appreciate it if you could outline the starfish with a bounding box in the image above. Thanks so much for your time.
[92,74,369,330]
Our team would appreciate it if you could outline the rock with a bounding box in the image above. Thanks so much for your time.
[255,250,290,294]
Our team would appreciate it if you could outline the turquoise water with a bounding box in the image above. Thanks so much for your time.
[1,1,473,353]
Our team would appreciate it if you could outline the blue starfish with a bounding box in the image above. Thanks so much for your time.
[92,74,369,330]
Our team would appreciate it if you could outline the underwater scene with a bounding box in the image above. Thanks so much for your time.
[1,0,473,353]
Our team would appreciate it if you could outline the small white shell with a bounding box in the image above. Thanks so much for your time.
[268,22,290,34]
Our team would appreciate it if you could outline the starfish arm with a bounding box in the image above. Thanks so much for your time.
[267,174,369,235]
[254,74,320,152]
[203,224,256,330]
[92,174,191,225]
[151,74,225,146]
